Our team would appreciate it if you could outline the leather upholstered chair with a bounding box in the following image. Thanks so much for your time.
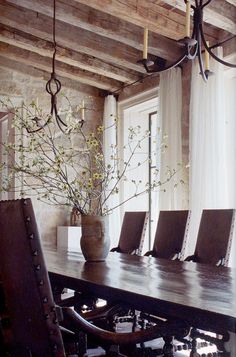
[110,211,149,255]
[72,212,149,327]
[85,211,190,336]
[177,209,236,355]
[0,199,187,357]
[140,209,235,355]
[185,208,235,266]
[145,210,190,259]
[137,210,190,352]
[57,211,149,312]
[0,198,66,356]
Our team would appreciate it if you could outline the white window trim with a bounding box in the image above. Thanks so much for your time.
[117,88,159,248]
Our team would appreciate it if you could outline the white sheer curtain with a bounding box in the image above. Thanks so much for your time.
[224,67,236,266]
[187,48,236,266]
[103,95,120,248]
[158,67,187,210]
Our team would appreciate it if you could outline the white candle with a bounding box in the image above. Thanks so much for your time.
[205,41,210,71]
[143,28,148,60]
[185,0,191,38]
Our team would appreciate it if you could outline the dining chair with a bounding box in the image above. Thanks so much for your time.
[82,212,148,324]
[132,210,190,353]
[90,210,190,341]
[0,198,66,356]
[145,210,190,260]
[0,199,188,357]
[57,211,149,312]
[185,208,235,266]
[110,211,149,255]
[177,208,236,355]
[140,209,235,356]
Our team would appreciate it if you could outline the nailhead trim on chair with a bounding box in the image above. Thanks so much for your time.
[179,210,191,259]
[20,198,64,355]
[225,209,235,266]
[137,212,149,256]
[1,199,64,354]
[35,264,41,271]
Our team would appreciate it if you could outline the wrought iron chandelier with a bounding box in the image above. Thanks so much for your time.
[28,0,84,133]
[138,0,236,82]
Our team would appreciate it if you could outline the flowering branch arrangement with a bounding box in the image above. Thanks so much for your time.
[0,99,180,216]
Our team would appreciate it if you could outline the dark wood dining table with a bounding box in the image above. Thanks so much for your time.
[44,247,236,336]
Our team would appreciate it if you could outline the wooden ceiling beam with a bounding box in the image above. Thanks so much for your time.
[0,25,139,83]
[161,0,236,35]
[0,42,123,90]
[72,0,219,40]
[0,56,100,96]
[0,2,146,73]
[224,0,236,6]
[118,74,160,102]
[6,0,183,61]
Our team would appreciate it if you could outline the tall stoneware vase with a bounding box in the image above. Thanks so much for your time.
[80,215,110,262]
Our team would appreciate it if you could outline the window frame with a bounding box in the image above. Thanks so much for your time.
[118,88,159,250]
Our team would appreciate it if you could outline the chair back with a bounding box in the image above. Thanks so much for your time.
[194,209,235,266]
[117,211,149,255]
[150,210,190,259]
[0,199,65,357]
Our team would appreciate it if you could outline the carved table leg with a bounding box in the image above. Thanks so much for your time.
[162,336,174,357]
[107,345,127,357]
[190,328,200,357]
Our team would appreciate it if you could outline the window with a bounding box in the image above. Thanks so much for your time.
[119,94,158,252]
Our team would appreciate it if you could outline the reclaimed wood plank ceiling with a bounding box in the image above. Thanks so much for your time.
[0,0,235,93]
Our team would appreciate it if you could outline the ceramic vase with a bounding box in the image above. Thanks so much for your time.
[80,215,110,262]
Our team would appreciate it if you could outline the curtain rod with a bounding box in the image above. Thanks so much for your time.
[209,35,235,50]
[102,71,160,98]
[102,35,235,98]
